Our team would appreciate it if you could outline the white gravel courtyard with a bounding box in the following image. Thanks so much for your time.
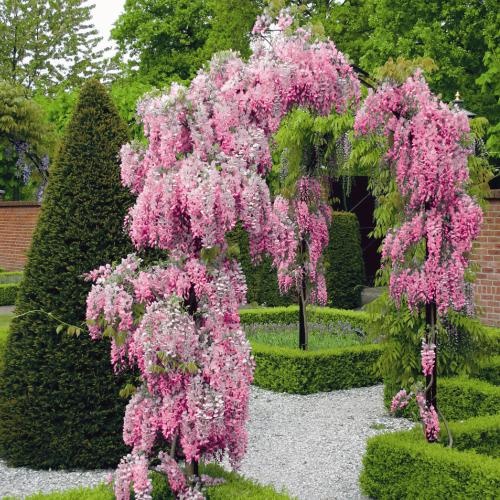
[0,384,414,499]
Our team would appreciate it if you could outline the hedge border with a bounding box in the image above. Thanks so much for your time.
[0,283,18,306]
[360,415,500,499]
[251,342,383,394]
[475,355,500,385]
[0,271,23,284]
[240,306,370,331]
[385,376,500,421]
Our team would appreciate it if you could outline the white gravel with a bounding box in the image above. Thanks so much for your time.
[239,385,414,500]
[0,384,413,499]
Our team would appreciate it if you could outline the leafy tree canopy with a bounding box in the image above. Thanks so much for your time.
[0,0,103,93]
[112,0,262,86]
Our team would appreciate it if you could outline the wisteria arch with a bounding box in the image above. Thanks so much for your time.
[86,11,481,500]
[87,13,359,499]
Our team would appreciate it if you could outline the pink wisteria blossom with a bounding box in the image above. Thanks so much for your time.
[421,340,436,377]
[87,11,359,499]
[355,72,482,315]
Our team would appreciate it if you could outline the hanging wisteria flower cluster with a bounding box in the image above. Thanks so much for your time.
[355,72,482,315]
[357,72,482,443]
[270,177,332,304]
[87,11,359,499]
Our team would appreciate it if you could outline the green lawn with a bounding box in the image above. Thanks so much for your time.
[3,464,291,499]
[244,322,366,350]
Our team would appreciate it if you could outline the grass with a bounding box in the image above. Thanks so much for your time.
[244,322,366,351]
[3,464,291,500]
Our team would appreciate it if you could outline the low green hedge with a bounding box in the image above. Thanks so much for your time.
[484,326,500,354]
[475,355,500,385]
[240,306,369,331]
[10,463,290,500]
[251,342,383,394]
[384,376,500,421]
[360,415,500,499]
[0,271,23,284]
[0,283,18,306]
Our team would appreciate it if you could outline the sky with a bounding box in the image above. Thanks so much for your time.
[89,0,126,53]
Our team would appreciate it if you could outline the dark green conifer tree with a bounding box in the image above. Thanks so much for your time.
[0,80,133,469]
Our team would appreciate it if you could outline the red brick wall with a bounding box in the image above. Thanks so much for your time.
[0,202,40,271]
[472,190,500,327]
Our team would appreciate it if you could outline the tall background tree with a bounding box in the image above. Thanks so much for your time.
[111,0,261,87]
[0,0,103,93]
[0,80,133,469]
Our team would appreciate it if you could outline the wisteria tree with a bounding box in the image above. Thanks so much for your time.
[86,11,359,499]
[355,73,483,442]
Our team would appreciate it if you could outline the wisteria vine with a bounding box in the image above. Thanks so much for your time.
[86,12,359,499]
[355,72,483,441]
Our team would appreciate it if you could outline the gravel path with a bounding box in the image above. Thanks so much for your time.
[0,384,413,499]
[240,385,414,500]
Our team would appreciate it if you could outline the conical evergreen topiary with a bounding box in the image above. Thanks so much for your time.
[0,80,134,469]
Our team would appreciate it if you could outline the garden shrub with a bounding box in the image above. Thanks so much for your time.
[0,283,18,305]
[227,224,294,307]
[475,355,500,385]
[0,80,134,469]
[360,415,500,499]
[239,305,369,330]
[0,271,23,284]
[324,211,365,309]
[251,342,383,394]
[384,376,500,421]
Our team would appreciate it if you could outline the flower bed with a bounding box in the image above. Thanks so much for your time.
[360,415,500,499]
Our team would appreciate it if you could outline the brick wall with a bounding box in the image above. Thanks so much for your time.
[0,201,40,271]
[472,189,500,327]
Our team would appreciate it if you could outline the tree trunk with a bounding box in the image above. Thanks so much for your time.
[299,239,308,350]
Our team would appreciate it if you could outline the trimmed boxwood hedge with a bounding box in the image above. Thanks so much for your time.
[384,376,500,421]
[240,305,369,330]
[324,211,365,309]
[360,415,500,499]
[475,355,500,385]
[0,283,18,306]
[251,342,383,394]
[0,271,23,284]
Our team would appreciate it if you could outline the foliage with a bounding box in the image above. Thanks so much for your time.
[0,0,103,92]
[111,0,261,87]
[0,80,54,199]
[252,341,382,394]
[370,292,489,394]
[239,305,369,331]
[227,224,294,307]
[358,0,499,126]
[0,81,134,469]
[0,283,18,306]
[475,356,500,386]
[324,212,364,309]
[360,415,500,499]
[0,271,23,284]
